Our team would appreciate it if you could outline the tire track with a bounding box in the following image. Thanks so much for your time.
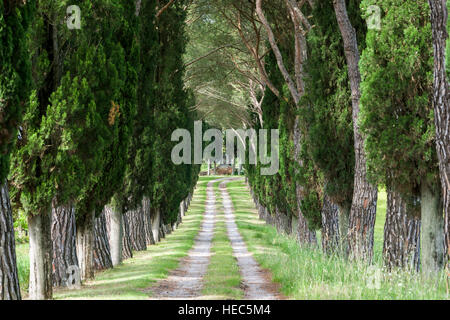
[219,178,282,300]
[149,179,223,299]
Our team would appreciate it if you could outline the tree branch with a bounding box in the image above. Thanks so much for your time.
[156,0,176,18]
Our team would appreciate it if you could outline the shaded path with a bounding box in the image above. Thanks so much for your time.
[220,179,281,300]
[149,179,221,299]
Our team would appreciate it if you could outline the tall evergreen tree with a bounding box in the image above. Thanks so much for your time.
[360,0,445,274]
[428,0,450,263]
[0,0,34,300]
[333,0,378,262]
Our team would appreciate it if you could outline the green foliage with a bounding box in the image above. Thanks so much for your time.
[150,0,200,224]
[360,0,438,197]
[299,0,357,210]
[119,0,158,211]
[8,1,136,224]
[0,1,35,181]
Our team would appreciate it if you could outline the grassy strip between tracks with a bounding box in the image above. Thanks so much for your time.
[201,180,243,299]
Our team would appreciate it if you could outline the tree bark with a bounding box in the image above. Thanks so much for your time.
[421,183,445,275]
[28,208,53,300]
[105,205,123,267]
[126,208,147,251]
[51,202,78,287]
[429,0,450,261]
[337,204,350,254]
[142,198,155,246]
[122,211,133,260]
[93,210,113,271]
[296,210,317,246]
[275,206,291,235]
[333,0,378,262]
[180,200,186,217]
[383,190,421,271]
[321,195,340,255]
[151,207,161,243]
[76,211,95,281]
[0,181,21,300]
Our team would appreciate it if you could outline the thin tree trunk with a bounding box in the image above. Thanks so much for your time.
[51,202,78,287]
[338,204,350,254]
[180,200,186,217]
[421,183,445,275]
[122,211,133,260]
[383,189,421,272]
[93,211,113,271]
[321,195,340,255]
[0,181,21,300]
[333,0,378,262]
[28,208,52,300]
[105,205,123,267]
[429,0,450,261]
[76,211,95,281]
[296,210,317,246]
[142,198,155,246]
[293,117,315,244]
[127,208,147,251]
[275,206,291,235]
[151,207,161,243]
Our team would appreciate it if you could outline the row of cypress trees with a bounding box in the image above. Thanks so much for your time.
[246,0,447,275]
[0,0,199,300]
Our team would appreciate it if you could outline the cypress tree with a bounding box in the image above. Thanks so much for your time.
[360,0,444,274]
[0,0,34,300]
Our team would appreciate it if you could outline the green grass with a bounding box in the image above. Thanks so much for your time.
[227,179,448,300]
[202,181,243,300]
[17,176,217,300]
[16,243,30,294]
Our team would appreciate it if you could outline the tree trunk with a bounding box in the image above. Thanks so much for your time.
[122,211,133,260]
[293,117,315,244]
[207,159,211,176]
[296,210,317,246]
[51,202,78,287]
[142,197,155,246]
[93,210,113,271]
[126,208,147,251]
[28,208,52,300]
[333,0,378,262]
[421,183,445,275]
[429,0,450,261]
[76,211,95,281]
[180,200,186,217]
[321,195,340,255]
[275,206,291,235]
[383,189,421,271]
[151,207,161,243]
[105,205,123,267]
[338,204,350,254]
[0,181,21,300]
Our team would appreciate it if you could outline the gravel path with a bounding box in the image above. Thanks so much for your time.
[219,178,281,300]
[149,179,221,299]
[150,177,281,300]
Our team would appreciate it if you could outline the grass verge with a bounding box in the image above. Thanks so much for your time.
[48,176,216,299]
[227,178,448,300]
